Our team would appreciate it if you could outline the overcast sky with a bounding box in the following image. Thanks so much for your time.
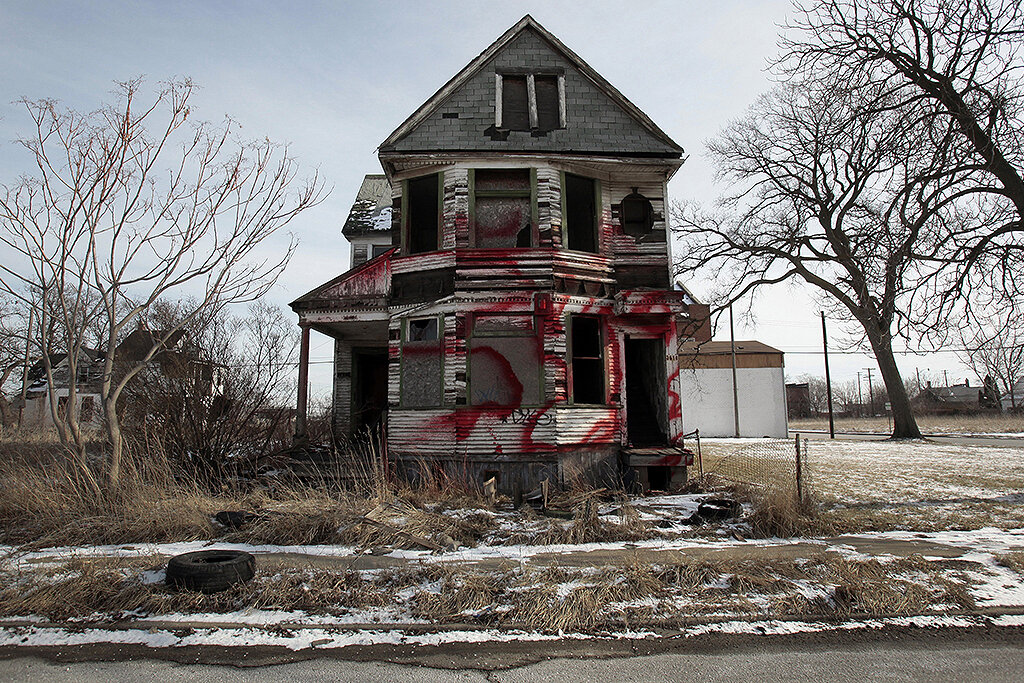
[0,1,974,403]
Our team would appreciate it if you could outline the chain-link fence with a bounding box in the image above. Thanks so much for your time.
[693,436,809,500]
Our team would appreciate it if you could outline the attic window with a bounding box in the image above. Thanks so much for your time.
[496,73,565,132]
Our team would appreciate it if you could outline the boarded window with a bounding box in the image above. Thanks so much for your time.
[564,174,598,253]
[501,75,529,130]
[401,317,441,407]
[406,174,439,254]
[535,75,560,130]
[570,316,605,404]
[473,169,533,248]
[470,336,541,406]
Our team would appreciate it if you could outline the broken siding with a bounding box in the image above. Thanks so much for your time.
[443,169,469,250]
[333,341,353,435]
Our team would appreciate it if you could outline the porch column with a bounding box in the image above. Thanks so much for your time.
[294,322,311,443]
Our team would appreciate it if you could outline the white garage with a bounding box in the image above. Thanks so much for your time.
[677,340,788,438]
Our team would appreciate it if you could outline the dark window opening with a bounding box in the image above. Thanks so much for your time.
[371,243,391,259]
[620,189,654,237]
[625,337,669,446]
[406,174,439,254]
[473,169,533,248]
[570,316,605,404]
[501,76,529,130]
[352,348,388,433]
[564,174,598,253]
[408,317,438,342]
[535,76,559,130]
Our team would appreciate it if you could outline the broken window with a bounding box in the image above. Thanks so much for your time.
[470,314,541,406]
[620,189,654,237]
[401,317,442,407]
[570,315,605,404]
[472,169,534,248]
[564,174,598,253]
[497,73,564,132]
[405,173,439,254]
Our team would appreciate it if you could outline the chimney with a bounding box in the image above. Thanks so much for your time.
[964,379,969,387]
[926,380,932,389]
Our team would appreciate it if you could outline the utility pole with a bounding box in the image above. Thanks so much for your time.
[857,371,863,417]
[821,312,834,439]
[943,369,949,387]
[864,367,874,416]
[729,305,740,438]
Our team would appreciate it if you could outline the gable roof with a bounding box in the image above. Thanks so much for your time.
[379,15,683,157]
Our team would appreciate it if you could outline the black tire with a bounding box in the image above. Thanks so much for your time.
[165,549,256,593]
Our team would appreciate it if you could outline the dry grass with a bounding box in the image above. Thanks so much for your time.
[997,551,1024,573]
[0,551,980,631]
[789,413,1023,435]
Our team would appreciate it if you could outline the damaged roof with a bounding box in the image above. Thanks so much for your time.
[379,14,684,158]
[341,174,393,236]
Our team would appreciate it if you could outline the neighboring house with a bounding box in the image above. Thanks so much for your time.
[19,348,105,429]
[677,341,789,438]
[1001,377,1024,413]
[290,15,712,495]
[343,174,395,267]
[18,329,223,430]
[914,380,987,414]
[786,383,811,419]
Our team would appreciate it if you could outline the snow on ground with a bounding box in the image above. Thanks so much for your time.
[0,615,1017,651]
[802,439,1024,504]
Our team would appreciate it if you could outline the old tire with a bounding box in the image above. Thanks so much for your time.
[165,549,256,593]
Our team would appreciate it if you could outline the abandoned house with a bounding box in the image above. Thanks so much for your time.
[290,15,712,495]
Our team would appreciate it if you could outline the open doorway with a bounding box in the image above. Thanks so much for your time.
[351,347,388,433]
[625,337,668,447]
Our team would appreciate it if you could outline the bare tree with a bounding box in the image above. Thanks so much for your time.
[0,79,323,487]
[121,300,298,485]
[956,315,1024,411]
[780,0,1024,306]
[673,79,963,438]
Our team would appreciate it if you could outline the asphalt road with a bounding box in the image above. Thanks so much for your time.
[790,429,1024,448]
[4,629,1024,682]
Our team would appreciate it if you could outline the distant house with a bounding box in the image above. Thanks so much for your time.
[17,328,223,430]
[677,340,789,438]
[786,383,811,419]
[19,348,105,429]
[913,380,987,414]
[1001,377,1024,413]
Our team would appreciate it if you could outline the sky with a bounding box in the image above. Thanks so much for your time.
[0,0,976,404]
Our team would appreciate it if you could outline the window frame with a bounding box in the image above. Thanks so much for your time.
[399,314,444,409]
[401,172,443,256]
[561,172,601,253]
[467,312,545,408]
[495,72,566,131]
[468,168,538,248]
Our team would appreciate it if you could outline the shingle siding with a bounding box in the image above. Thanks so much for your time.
[382,28,679,156]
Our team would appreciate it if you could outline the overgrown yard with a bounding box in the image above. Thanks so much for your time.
[1,434,1023,646]
[788,413,1023,435]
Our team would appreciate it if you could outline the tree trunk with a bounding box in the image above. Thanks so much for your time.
[865,324,922,439]
[104,395,123,489]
